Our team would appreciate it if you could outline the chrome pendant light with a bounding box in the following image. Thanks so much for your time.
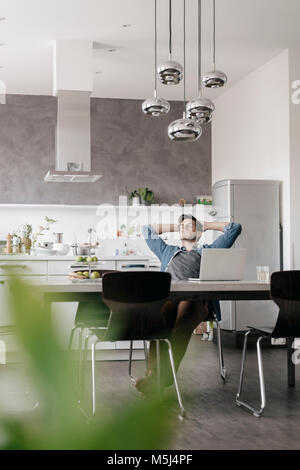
[202,0,227,88]
[168,0,202,142]
[158,0,183,85]
[186,0,215,124]
[142,0,170,116]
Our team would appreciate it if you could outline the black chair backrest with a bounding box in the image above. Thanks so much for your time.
[271,271,300,338]
[101,272,172,342]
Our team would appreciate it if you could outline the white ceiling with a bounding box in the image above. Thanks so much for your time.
[0,0,300,100]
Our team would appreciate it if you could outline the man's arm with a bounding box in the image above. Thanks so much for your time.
[203,221,228,233]
[202,222,242,249]
[151,223,178,235]
[141,225,170,261]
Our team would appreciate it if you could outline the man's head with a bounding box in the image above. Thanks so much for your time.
[178,215,203,242]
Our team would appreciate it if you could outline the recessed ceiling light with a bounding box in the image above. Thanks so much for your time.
[108,48,116,53]
[122,24,131,28]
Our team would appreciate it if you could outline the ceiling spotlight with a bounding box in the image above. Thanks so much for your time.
[158,0,183,85]
[142,0,170,116]
[186,0,215,124]
[202,0,227,89]
[168,0,202,142]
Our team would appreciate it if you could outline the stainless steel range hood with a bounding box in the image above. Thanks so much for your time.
[45,40,102,183]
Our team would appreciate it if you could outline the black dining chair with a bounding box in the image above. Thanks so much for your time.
[236,271,300,417]
[67,270,148,400]
[85,271,185,419]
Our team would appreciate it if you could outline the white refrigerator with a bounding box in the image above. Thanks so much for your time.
[211,179,282,332]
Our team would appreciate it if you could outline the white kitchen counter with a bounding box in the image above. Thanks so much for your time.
[0,255,152,261]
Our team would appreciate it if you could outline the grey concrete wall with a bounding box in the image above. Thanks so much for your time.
[0,95,211,205]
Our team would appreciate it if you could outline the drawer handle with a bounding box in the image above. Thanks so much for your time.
[0,264,28,269]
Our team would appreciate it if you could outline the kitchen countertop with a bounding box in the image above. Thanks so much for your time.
[0,255,152,261]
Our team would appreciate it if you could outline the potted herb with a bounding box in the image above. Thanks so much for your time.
[32,216,57,247]
[21,224,33,254]
[129,190,140,206]
[138,188,154,206]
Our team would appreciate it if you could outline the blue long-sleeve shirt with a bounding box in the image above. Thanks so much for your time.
[142,222,242,320]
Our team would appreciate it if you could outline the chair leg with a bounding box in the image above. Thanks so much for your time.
[236,331,266,417]
[143,341,149,370]
[215,319,226,381]
[128,341,136,385]
[162,339,185,420]
[91,342,97,416]
[156,340,161,392]
[67,326,78,351]
[77,328,84,390]
[78,334,90,405]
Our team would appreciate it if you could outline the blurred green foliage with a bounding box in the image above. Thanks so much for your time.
[0,279,173,450]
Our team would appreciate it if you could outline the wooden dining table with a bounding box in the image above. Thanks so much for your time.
[31,278,296,387]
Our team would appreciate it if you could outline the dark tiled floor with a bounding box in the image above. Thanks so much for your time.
[1,336,300,450]
[87,336,300,450]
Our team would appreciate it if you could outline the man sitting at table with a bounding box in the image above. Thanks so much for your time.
[135,216,242,395]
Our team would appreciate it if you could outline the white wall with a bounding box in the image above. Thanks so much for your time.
[289,50,300,269]
[212,50,291,268]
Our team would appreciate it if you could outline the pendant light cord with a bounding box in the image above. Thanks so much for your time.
[213,0,216,71]
[183,0,186,114]
[169,0,172,61]
[198,0,202,97]
[154,0,157,97]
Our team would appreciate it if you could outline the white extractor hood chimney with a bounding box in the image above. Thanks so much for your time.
[45,40,102,183]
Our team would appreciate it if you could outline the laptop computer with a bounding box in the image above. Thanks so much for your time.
[189,248,247,281]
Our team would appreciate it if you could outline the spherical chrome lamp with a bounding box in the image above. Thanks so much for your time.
[186,0,215,124]
[142,94,170,116]
[158,0,183,85]
[202,0,227,89]
[158,60,183,86]
[142,0,170,116]
[186,97,215,124]
[168,113,202,142]
[202,70,227,89]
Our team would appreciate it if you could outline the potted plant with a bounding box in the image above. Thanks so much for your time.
[129,190,140,206]
[138,188,155,206]
[21,224,33,254]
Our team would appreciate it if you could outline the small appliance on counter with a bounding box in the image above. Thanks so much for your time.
[53,233,70,255]
[33,242,57,256]
[71,228,99,257]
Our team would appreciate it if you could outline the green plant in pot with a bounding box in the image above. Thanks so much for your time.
[21,224,33,254]
[129,190,140,205]
[138,188,154,206]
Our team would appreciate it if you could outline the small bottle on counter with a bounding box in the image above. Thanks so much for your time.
[5,234,13,255]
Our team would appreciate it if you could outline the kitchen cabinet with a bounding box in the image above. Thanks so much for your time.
[0,256,154,359]
[0,260,47,276]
